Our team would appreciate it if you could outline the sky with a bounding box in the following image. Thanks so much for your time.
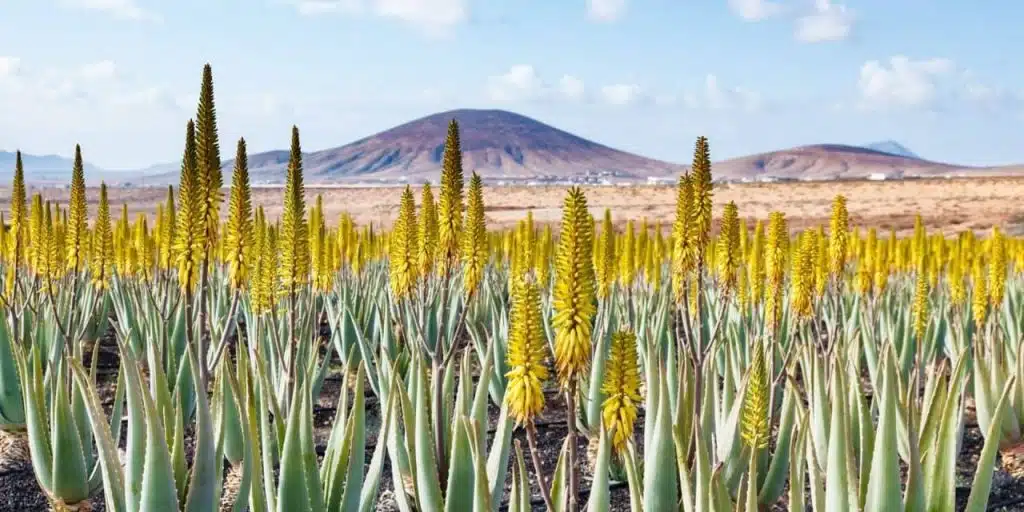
[0,0,1021,170]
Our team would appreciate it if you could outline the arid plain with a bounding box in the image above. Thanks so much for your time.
[6,176,1024,236]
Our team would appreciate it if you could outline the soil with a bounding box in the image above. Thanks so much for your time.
[3,325,1024,512]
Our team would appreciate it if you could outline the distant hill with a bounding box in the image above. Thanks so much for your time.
[708,144,1024,181]
[0,150,136,185]
[44,109,1024,186]
[140,109,683,185]
[862,140,920,159]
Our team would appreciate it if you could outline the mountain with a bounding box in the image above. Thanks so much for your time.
[141,109,682,185]
[129,109,1024,185]
[0,151,109,183]
[0,150,139,184]
[862,140,919,159]
[708,144,1024,181]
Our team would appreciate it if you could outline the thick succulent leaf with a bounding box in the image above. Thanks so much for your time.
[68,358,127,512]
[964,376,1015,512]
[586,426,611,512]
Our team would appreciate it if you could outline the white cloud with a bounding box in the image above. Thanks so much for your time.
[858,56,955,108]
[600,84,642,106]
[79,60,117,81]
[61,0,161,21]
[290,0,466,35]
[559,75,586,101]
[702,74,761,110]
[487,65,544,102]
[587,0,627,22]
[795,0,854,42]
[487,66,591,103]
[0,57,21,78]
[729,0,782,21]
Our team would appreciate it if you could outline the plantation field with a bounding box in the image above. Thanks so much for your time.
[8,175,1024,234]
[5,63,1024,512]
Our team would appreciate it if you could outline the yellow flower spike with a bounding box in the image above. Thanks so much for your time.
[225,138,253,291]
[828,195,849,282]
[947,255,964,308]
[437,120,465,277]
[635,218,648,280]
[389,186,419,301]
[873,244,889,295]
[173,119,205,293]
[971,255,988,330]
[159,186,177,272]
[8,151,26,267]
[791,231,816,321]
[814,226,828,299]
[593,207,614,299]
[418,183,439,277]
[740,344,770,450]
[716,202,740,294]
[28,194,43,274]
[552,187,596,387]
[619,220,635,288]
[911,253,930,340]
[65,144,88,272]
[195,63,223,260]
[505,278,549,425]
[39,201,54,282]
[536,225,552,286]
[462,172,487,299]
[91,183,114,290]
[601,330,641,453]
[988,227,1007,309]
[690,136,713,265]
[279,126,310,295]
[748,220,766,307]
[671,173,695,301]
[764,212,788,335]
[854,234,873,297]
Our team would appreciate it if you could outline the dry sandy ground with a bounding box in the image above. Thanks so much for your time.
[6,177,1024,236]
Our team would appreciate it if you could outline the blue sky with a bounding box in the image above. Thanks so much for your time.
[0,0,1021,170]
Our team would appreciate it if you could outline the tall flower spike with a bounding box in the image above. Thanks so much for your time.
[418,183,439,276]
[971,254,988,330]
[505,278,549,425]
[195,63,222,256]
[740,344,770,450]
[389,186,419,300]
[988,227,1007,309]
[28,194,43,273]
[791,231,816,321]
[437,119,464,276]
[748,221,765,307]
[764,212,788,334]
[911,253,930,340]
[601,330,641,453]
[828,195,849,281]
[597,209,616,299]
[552,187,596,387]
[9,151,26,267]
[462,172,487,298]
[671,173,695,301]
[690,136,713,264]
[91,183,114,290]
[173,119,204,293]
[66,144,88,272]
[279,126,309,294]
[225,137,253,290]
[619,220,635,288]
[716,201,740,293]
[160,185,176,271]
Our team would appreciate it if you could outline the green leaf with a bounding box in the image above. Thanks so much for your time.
[964,377,1016,512]
[586,427,611,512]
